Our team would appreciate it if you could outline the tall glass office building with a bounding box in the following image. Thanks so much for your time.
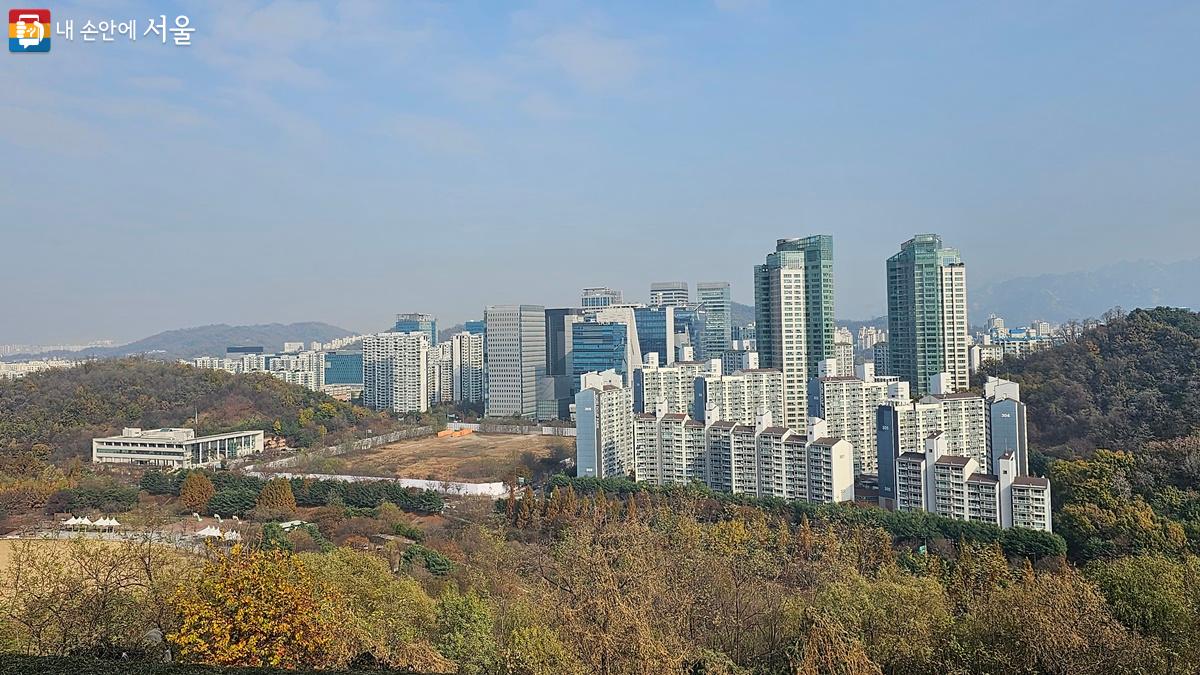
[673,306,707,361]
[544,308,584,376]
[886,234,968,395]
[633,306,675,365]
[323,351,363,385]
[571,321,631,384]
[696,282,731,360]
[392,313,438,346]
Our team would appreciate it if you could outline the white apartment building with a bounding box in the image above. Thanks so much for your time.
[721,348,759,375]
[634,412,706,486]
[0,359,82,380]
[939,264,970,392]
[894,434,1051,531]
[270,351,326,391]
[857,326,885,351]
[833,341,855,377]
[92,427,264,469]
[879,374,1034,509]
[810,362,910,476]
[1009,474,1053,531]
[635,359,719,417]
[192,351,325,392]
[698,368,786,426]
[362,332,429,414]
[450,331,484,403]
[968,342,1004,373]
[485,305,547,418]
[575,370,635,478]
[632,409,854,503]
[427,342,454,405]
[754,249,810,429]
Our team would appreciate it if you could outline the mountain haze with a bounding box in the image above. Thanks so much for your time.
[971,258,1200,325]
[4,323,355,362]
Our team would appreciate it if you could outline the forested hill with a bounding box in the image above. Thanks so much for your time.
[0,359,399,460]
[984,307,1200,456]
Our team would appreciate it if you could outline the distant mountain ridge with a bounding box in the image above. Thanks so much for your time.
[972,258,1200,325]
[4,322,355,362]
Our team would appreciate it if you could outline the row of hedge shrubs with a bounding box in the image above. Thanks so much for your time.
[141,470,445,516]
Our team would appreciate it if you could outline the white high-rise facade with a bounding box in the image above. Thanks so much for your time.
[698,369,786,426]
[833,341,855,377]
[630,408,854,503]
[450,331,484,403]
[635,359,718,417]
[753,252,809,429]
[811,363,910,476]
[649,281,690,308]
[484,304,546,418]
[427,342,453,405]
[940,263,970,392]
[363,332,429,414]
[895,434,1051,532]
[575,370,635,479]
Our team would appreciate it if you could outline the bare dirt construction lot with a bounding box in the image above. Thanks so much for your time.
[335,433,572,482]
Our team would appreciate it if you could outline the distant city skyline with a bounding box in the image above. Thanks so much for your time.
[3,1,1198,344]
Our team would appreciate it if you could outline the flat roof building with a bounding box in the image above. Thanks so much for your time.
[92,427,264,469]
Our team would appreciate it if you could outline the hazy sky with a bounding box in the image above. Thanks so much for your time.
[3,0,1198,344]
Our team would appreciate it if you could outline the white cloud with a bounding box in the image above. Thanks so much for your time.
[713,0,768,12]
[443,66,512,103]
[128,76,185,92]
[520,91,570,120]
[532,26,641,91]
[385,114,480,155]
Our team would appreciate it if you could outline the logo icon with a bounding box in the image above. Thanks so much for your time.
[9,8,50,52]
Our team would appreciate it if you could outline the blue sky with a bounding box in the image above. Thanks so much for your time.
[3,0,1198,343]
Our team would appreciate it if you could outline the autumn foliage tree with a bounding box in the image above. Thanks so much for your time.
[177,472,215,512]
[168,546,352,669]
[255,477,297,513]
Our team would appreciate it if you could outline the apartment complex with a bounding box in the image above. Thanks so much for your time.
[450,331,485,403]
[582,376,855,503]
[895,433,1051,531]
[878,375,1032,509]
[575,370,635,478]
[193,350,327,393]
[634,358,717,416]
[362,331,429,414]
[696,368,786,425]
[809,362,910,476]
[427,341,454,405]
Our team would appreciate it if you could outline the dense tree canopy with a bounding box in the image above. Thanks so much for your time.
[987,308,1200,560]
[0,359,400,459]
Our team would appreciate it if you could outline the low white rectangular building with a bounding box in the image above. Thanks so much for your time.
[92,427,264,468]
